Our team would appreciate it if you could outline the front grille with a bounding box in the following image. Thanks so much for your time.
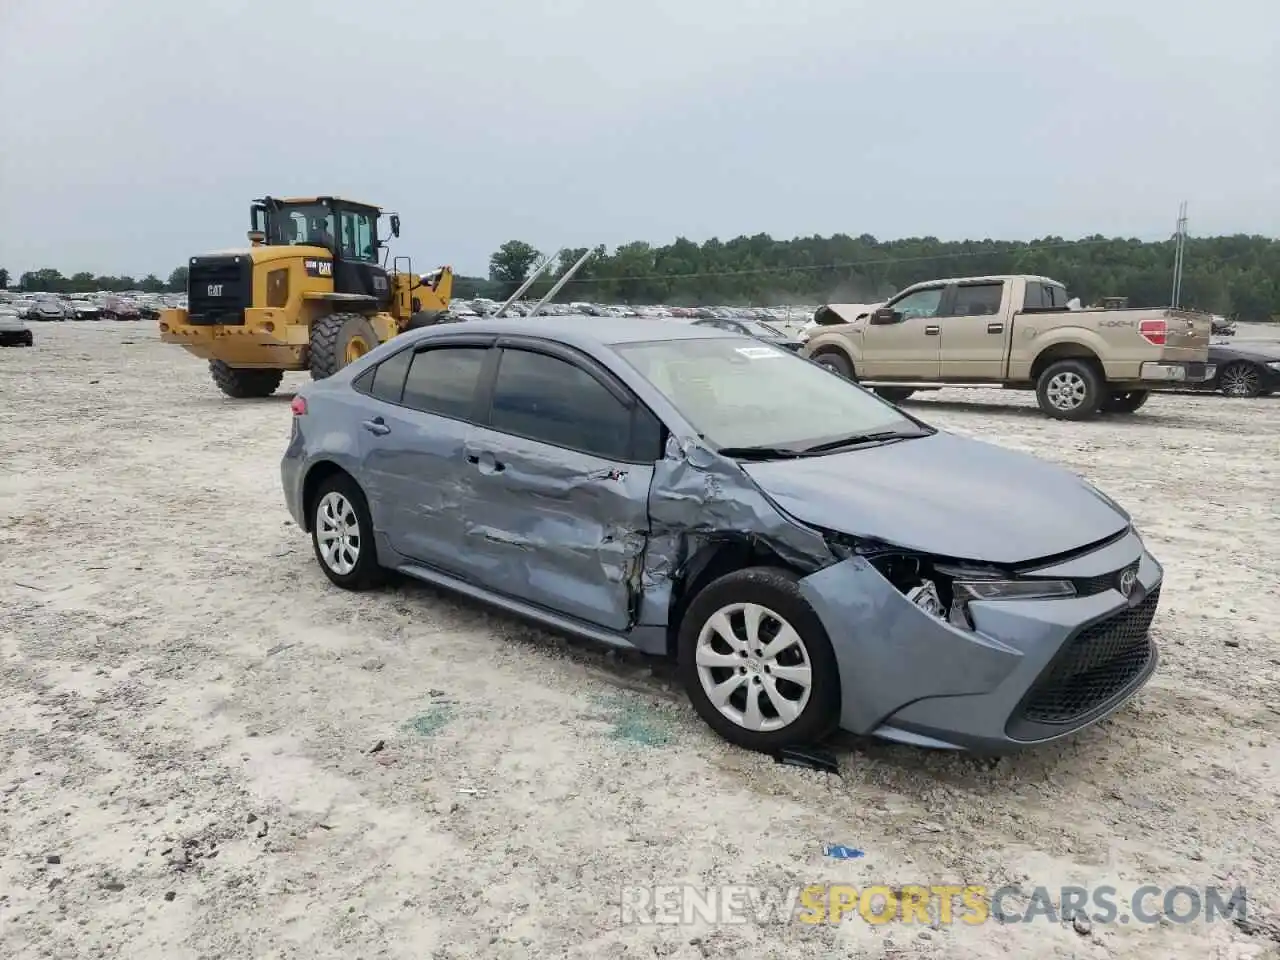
[187,255,252,326]
[1008,587,1159,739]
[1073,560,1139,597]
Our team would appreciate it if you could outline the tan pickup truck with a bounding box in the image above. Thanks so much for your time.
[801,274,1213,419]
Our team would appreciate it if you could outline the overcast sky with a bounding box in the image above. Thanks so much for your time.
[1,0,1276,279]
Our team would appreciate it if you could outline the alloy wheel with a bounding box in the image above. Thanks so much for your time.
[1220,364,1259,398]
[694,602,813,732]
[315,491,361,575]
[1046,371,1088,411]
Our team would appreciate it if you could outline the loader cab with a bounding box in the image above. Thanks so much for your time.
[251,196,395,308]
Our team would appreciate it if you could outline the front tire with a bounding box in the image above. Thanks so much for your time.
[309,312,380,380]
[812,351,856,379]
[1036,359,1104,420]
[310,472,386,590]
[1218,362,1262,398]
[678,567,841,752]
[208,360,284,398]
[1103,390,1149,414]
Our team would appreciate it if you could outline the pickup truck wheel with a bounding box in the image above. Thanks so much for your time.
[1036,359,1104,420]
[813,351,855,379]
[1103,390,1149,414]
[873,387,914,404]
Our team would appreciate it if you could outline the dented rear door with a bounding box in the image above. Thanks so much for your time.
[457,425,653,631]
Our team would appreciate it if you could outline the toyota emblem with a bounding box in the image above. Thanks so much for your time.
[1118,568,1137,598]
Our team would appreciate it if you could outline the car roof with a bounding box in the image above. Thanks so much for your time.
[414,313,735,349]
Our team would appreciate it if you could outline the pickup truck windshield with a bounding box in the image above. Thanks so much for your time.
[617,337,921,452]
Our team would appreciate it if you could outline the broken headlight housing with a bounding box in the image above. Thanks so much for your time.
[933,564,1075,630]
[827,536,1075,631]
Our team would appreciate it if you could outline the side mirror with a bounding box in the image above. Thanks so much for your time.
[869,307,900,325]
[390,215,401,238]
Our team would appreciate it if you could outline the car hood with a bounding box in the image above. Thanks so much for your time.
[739,431,1129,565]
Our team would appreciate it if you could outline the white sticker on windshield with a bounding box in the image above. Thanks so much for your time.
[735,346,784,359]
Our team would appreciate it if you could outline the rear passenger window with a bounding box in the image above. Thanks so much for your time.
[1023,282,1047,310]
[367,348,412,403]
[488,349,634,460]
[949,283,1003,316]
[401,346,487,419]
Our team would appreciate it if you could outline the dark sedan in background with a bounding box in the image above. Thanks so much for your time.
[1197,340,1280,397]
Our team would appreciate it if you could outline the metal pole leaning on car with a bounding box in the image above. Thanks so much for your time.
[528,248,594,318]
[494,250,565,318]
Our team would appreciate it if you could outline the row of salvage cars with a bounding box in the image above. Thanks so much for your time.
[282,314,1171,754]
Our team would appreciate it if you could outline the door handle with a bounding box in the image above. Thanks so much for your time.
[361,417,390,436]
[924,325,940,336]
[987,323,1004,334]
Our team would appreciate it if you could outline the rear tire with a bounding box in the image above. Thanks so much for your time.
[1218,362,1262,398]
[873,386,915,404]
[812,351,856,379]
[1036,359,1104,420]
[208,360,283,398]
[309,472,386,591]
[678,567,841,752]
[1103,390,1149,414]
[309,312,380,380]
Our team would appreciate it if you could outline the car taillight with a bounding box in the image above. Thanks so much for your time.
[291,396,307,416]
[1139,319,1167,345]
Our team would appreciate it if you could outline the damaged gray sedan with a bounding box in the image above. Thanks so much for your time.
[282,316,1163,753]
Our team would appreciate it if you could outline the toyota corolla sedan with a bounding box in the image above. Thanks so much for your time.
[282,316,1163,753]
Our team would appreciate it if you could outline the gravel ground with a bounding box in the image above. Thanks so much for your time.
[2,323,1278,960]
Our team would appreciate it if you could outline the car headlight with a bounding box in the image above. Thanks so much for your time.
[934,564,1075,629]
[829,536,1079,632]
[1267,361,1280,371]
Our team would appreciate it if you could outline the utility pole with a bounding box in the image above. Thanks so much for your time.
[1170,201,1188,308]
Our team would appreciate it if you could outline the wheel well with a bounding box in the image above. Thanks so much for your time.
[300,461,352,532]
[1030,343,1102,381]
[665,540,801,657]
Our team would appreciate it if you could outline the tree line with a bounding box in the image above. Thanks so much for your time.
[6,232,1278,320]
[475,233,1280,321]
[0,267,188,295]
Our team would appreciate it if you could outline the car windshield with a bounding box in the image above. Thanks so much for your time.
[615,337,925,452]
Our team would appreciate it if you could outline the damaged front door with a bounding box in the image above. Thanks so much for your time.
[456,346,661,632]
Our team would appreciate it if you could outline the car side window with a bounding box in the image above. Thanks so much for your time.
[488,348,634,461]
[946,282,1004,317]
[889,287,944,319]
[400,346,488,420]
[365,347,413,403]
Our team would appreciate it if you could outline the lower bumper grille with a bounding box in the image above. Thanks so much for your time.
[1007,587,1159,739]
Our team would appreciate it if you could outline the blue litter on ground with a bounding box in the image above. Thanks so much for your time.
[822,844,865,860]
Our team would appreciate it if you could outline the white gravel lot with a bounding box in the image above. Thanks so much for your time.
[2,322,1278,960]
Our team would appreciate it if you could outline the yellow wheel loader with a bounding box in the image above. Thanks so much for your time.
[158,196,453,398]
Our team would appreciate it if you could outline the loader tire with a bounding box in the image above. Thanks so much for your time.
[309,312,380,380]
[208,360,284,399]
